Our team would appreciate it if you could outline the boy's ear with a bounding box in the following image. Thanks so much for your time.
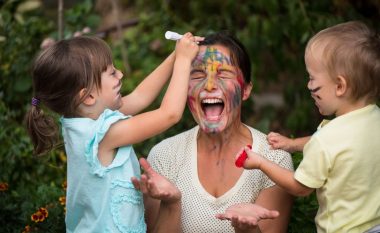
[335,75,348,97]
[79,88,96,106]
[242,82,253,101]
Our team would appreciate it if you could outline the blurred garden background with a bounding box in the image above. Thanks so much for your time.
[1,0,379,232]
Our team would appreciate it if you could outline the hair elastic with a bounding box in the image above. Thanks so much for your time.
[31,97,40,106]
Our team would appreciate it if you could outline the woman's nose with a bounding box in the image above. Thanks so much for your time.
[204,75,216,91]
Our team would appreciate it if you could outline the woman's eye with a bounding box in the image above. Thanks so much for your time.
[217,71,234,79]
[191,72,206,80]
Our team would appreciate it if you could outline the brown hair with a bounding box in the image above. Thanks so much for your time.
[306,21,380,103]
[26,36,113,155]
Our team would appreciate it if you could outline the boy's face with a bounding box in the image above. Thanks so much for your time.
[96,65,124,111]
[187,45,251,133]
[305,50,339,116]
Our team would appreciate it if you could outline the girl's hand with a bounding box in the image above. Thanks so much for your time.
[175,32,203,62]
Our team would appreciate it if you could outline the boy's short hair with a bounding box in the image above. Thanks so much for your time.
[306,21,380,103]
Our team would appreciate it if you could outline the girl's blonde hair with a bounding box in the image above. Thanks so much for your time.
[306,21,380,103]
[26,36,113,155]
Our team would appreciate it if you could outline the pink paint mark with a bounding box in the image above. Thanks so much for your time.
[187,96,196,112]
[235,145,252,168]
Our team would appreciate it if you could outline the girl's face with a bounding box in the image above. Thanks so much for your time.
[97,65,124,111]
[305,50,339,116]
[187,45,250,133]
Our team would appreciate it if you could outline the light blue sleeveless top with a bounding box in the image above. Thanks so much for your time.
[60,109,146,233]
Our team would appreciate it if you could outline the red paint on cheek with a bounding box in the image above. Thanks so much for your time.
[236,75,246,97]
[187,96,196,112]
[235,145,252,168]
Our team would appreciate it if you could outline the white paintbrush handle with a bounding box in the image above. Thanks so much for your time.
[165,31,183,40]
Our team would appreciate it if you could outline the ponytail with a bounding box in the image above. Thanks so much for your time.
[25,100,59,156]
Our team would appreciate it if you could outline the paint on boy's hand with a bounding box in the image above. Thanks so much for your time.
[235,145,252,168]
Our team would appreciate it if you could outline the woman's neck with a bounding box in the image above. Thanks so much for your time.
[197,122,252,154]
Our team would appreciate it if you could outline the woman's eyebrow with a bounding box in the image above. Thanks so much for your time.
[190,69,205,75]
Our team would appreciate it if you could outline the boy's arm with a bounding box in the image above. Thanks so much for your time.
[119,52,175,116]
[242,148,314,197]
[267,132,310,153]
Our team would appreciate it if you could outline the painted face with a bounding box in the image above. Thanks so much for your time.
[187,45,247,133]
[305,51,338,116]
[97,65,124,111]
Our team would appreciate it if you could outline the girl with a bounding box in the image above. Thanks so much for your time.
[26,34,201,233]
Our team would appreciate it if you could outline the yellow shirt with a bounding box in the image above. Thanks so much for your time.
[295,104,380,233]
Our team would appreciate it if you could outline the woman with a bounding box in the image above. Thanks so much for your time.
[143,32,293,233]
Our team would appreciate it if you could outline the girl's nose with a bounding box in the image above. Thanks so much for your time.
[117,70,123,80]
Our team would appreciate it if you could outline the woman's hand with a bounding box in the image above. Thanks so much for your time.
[131,158,181,204]
[216,203,279,233]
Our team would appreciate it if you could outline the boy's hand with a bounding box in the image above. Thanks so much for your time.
[216,203,279,232]
[235,146,263,169]
[267,132,294,152]
[131,158,181,204]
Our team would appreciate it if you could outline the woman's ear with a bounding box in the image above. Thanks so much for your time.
[335,75,348,97]
[79,88,96,106]
[242,82,253,101]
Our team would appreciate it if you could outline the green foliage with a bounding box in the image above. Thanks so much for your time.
[1,0,379,232]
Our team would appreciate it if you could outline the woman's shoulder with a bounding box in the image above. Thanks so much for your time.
[246,125,294,170]
[151,126,197,151]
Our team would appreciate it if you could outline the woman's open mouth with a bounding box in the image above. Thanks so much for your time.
[201,98,224,121]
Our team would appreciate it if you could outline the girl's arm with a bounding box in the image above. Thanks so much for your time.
[100,33,200,152]
[119,52,175,116]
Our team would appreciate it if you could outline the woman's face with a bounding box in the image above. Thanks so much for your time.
[187,45,251,133]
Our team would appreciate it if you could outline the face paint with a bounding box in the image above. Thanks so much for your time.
[188,46,246,133]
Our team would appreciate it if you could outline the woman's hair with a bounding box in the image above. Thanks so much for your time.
[199,31,252,84]
[26,36,113,155]
[306,21,380,103]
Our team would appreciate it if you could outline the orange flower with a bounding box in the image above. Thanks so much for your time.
[59,196,66,206]
[31,207,48,223]
[0,182,9,192]
[62,180,67,191]
[39,207,48,218]
[22,225,31,233]
[59,151,67,163]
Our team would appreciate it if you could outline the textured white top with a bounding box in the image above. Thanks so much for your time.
[148,125,293,233]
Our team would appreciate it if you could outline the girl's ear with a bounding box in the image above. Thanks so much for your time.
[242,82,253,101]
[79,88,96,106]
[335,75,348,97]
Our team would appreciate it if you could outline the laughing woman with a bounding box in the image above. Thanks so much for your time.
[144,32,294,233]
